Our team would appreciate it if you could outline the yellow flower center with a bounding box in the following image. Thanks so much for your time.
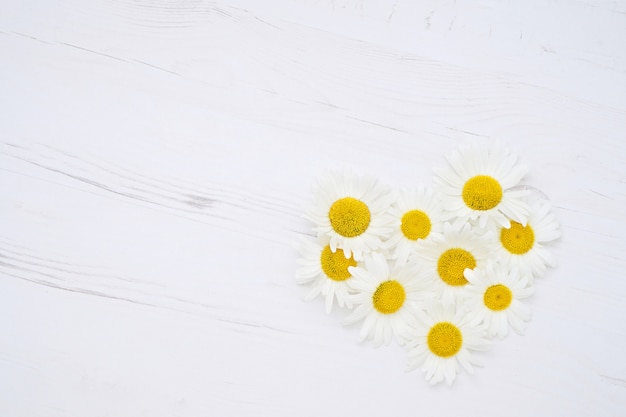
[372,280,406,314]
[483,284,513,311]
[428,322,463,358]
[320,245,357,282]
[437,248,476,286]
[462,175,503,211]
[328,197,371,238]
[500,221,535,254]
[400,210,432,240]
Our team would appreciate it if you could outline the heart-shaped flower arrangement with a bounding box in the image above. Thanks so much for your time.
[296,141,560,385]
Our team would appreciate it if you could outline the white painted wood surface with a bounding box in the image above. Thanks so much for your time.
[2,1,625,415]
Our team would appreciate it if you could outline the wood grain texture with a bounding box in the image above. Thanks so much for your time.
[1,1,625,416]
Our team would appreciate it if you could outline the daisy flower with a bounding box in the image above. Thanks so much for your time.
[464,262,534,339]
[434,141,530,229]
[418,221,492,306]
[382,185,444,265]
[305,171,395,260]
[296,236,362,313]
[406,302,490,385]
[343,252,432,347]
[492,200,560,279]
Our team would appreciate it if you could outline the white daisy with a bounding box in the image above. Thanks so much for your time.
[492,200,560,279]
[464,262,534,339]
[417,220,492,306]
[382,185,444,265]
[295,236,361,313]
[305,171,395,260]
[433,141,530,229]
[343,252,432,347]
[406,302,490,385]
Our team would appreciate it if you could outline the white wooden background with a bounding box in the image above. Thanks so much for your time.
[2,1,626,416]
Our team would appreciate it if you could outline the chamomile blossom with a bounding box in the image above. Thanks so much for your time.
[492,200,561,279]
[383,186,444,265]
[434,141,530,229]
[418,221,492,306]
[343,252,431,347]
[296,236,361,313]
[406,302,490,385]
[464,262,534,339]
[305,171,395,260]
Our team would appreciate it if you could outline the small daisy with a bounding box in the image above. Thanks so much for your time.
[464,262,534,339]
[493,200,560,279]
[383,185,444,265]
[434,141,530,229]
[343,252,431,347]
[305,171,395,260]
[406,302,490,385]
[418,221,492,306]
[295,236,361,313]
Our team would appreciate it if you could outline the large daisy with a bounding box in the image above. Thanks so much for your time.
[305,171,395,260]
[406,302,490,385]
[492,200,560,279]
[464,262,534,339]
[343,252,432,347]
[382,185,444,265]
[434,141,530,229]
[418,220,492,306]
[295,236,361,313]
